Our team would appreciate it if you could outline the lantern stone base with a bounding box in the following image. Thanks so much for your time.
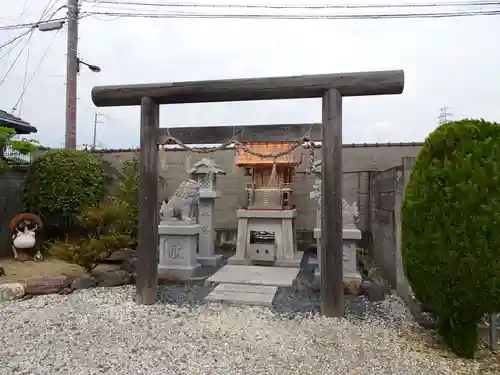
[157,222,201,281]
[313,227,363,294]
[197,254,224,267]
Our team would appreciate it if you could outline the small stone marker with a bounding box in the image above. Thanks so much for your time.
[205,283,278,307]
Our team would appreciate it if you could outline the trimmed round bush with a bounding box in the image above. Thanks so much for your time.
[24,149,106,228]
[402,119,500,358]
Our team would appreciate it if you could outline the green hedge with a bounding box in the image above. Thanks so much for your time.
[401,119,500,358]
[24,149,106,229]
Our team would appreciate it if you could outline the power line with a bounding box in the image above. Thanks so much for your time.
[0,0,497,28]
[0,0,61,85]
[0,29,35,86]
[17,34,32,117]
[12,30,61,115]
[0,29,33,51]
[82,9,500,20]
[0,33,29,61]
[82,0,500,10]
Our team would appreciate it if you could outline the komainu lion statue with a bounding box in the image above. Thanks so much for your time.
[342,199,360,228]
[160,179,200,223]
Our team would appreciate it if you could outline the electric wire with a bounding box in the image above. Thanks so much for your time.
[81,0,500,10]
[78,0,500,20]
[0,29,35,86]
[0,29,33,51]
[11,30,61,114]
[0,0,59,85]
[81,9,500,20]
[0,33,29,61]
[1,0,499,29]
[17,41,31,116]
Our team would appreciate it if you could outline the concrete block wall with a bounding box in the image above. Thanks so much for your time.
[99,143,422,232]
[369,156,416,290]
[370,166,401,286]
[0,145,420,270]
[0,168,28,258]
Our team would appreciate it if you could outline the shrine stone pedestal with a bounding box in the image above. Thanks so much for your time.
[228,209,302,268]
[158,221,201,280]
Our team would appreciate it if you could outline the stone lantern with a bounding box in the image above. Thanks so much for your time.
[189,158,226,266]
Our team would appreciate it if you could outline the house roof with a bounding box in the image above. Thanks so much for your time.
[0,110,37,134]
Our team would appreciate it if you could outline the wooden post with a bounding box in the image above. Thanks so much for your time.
[136,97,159,305]
[321,88,344,317]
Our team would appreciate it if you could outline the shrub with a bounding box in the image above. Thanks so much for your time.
[104,156,164,241]
[24,149,106,229]
[115,157,140,239]
[78,200,137,248]
[48,155,165,271]
[48,233,130,273]
[401,119,500,358]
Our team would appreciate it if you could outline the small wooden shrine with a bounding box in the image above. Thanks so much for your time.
[228,141,303,267]
[236,141,302,210]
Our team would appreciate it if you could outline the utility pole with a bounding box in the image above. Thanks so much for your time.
[92,113,103,150]
[65,0,79,149]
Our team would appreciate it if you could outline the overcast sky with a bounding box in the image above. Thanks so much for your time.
[1,0,499,149]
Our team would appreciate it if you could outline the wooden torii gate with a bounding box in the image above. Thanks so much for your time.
[91,70,405,317]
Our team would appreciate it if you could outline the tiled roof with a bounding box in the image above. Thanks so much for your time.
[0,110,37,134]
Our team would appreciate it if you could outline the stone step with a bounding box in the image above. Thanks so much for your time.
[205,265,299,287]
[205,283,278,307]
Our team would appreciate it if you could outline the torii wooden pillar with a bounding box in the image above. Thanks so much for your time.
[91,70,405,317]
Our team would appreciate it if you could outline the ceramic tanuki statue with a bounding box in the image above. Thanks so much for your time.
[10,213,43,261]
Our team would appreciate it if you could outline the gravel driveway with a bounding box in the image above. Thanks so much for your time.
[0,285,488,375]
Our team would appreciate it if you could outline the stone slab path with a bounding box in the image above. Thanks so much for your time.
[205,283,278,307]
[204,265,299,306]
[205,265,299,287]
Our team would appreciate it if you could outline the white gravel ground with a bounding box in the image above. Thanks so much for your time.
[0,286,485,375]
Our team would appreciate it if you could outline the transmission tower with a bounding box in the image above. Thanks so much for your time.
[438,106,453,125]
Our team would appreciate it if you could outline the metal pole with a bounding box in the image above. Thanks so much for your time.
[65,0,79,149]
[92,113,97,150]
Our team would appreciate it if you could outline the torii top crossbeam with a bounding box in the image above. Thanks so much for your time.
[91,70,404,107]
[91,69,405,318]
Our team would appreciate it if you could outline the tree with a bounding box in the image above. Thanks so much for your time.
[0,126,39,170]
[402,119,500,358]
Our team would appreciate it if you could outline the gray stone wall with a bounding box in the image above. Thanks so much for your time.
[0,168,27,258]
